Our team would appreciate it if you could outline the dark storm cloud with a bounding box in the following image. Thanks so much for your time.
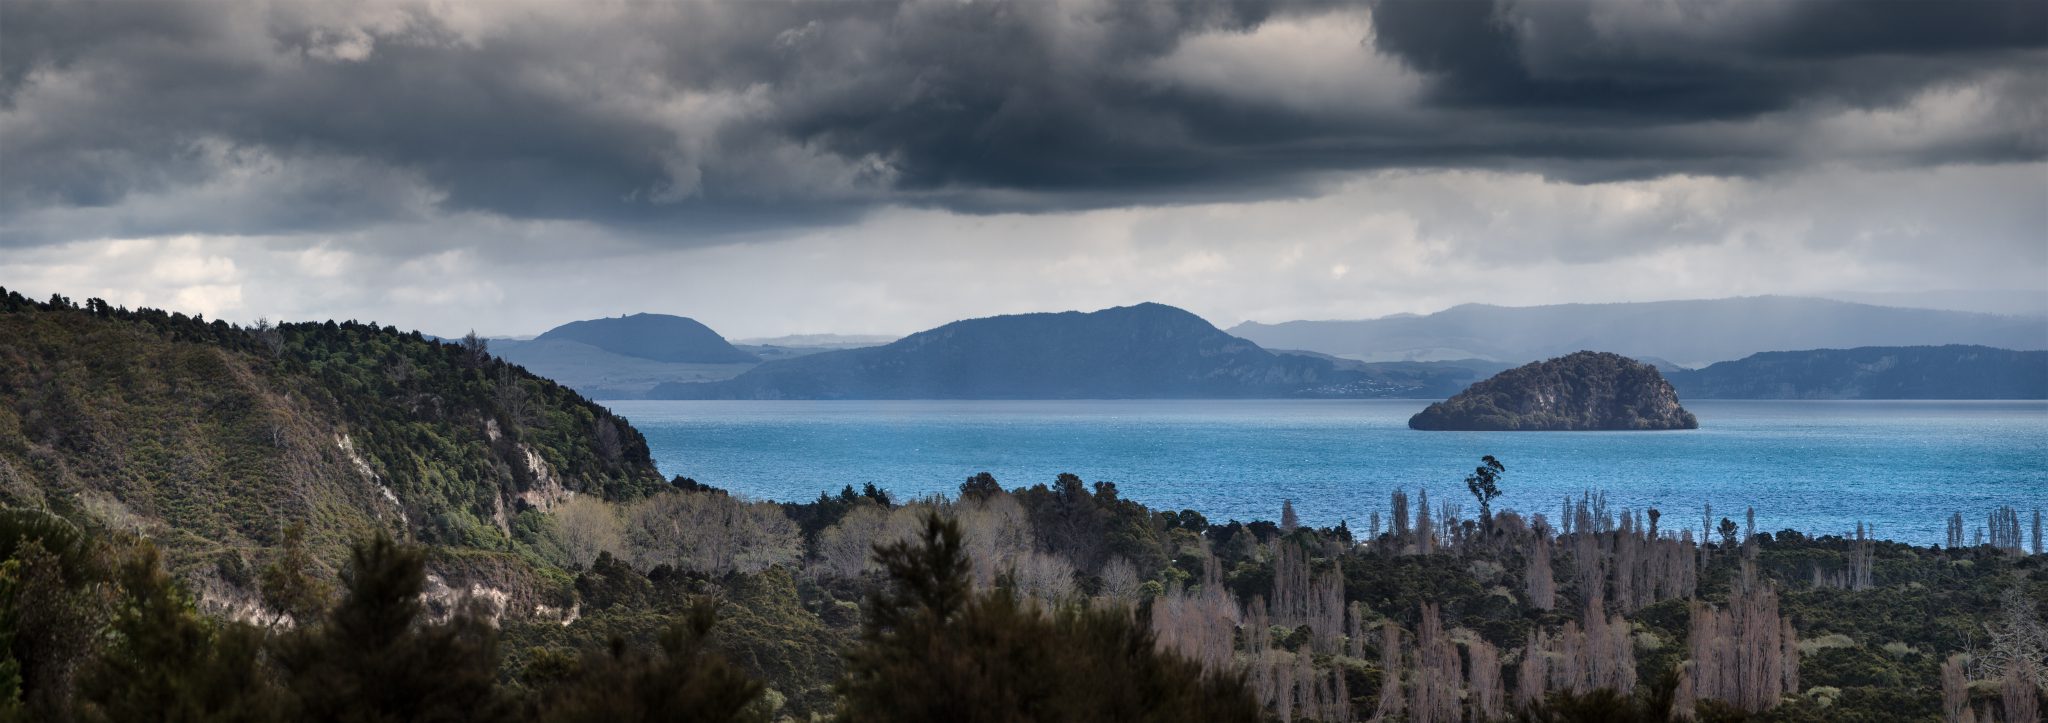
[0,0,2040,246]
[1371,0,2045,116]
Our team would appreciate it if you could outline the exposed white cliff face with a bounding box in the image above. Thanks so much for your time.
[422,572,511,625]
[533,602,581,627]
[337,433,408,526]
[514,444,570,512]
[194,576,292,629]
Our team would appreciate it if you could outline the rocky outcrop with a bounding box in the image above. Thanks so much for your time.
[1409,351,1698,431]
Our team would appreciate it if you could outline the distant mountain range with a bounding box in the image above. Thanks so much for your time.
[490,298,2048,400]
[649,303,1491,400]
[731,333,900,348]
[1228,297,2048,367]
[1667,345,2048,399]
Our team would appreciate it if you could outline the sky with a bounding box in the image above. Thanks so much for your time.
[2,0,2044,338]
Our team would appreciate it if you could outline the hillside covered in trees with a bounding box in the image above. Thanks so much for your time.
[0,288,2042,722]
[1666,346,2048,400]
[4,461,2043,721]
[0,287,668,618]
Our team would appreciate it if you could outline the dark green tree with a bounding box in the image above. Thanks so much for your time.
[78,542,285,723]
[1466,455,1506,531]
[274,532,504,723]
[259,522,331,625]
[527,598,766,723]
[573,550,652,612]
[0,510,105,720]
[837,512,1259,723]
[959,472,1003,500]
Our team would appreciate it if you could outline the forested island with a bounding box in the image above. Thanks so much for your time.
[1,289,2043,722]
[1410,352,1700,431]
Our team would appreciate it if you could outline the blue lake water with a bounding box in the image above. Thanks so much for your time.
[605,400,2048,547]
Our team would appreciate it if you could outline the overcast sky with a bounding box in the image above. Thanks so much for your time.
[3,0,2043,338]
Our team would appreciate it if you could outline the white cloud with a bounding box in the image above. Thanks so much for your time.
[1147,9,1423,117]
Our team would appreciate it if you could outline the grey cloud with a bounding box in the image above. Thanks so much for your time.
[0,0,2041,247]
[1373,0,2044,115]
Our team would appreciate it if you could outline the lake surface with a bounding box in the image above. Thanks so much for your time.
[604,400,2048,547]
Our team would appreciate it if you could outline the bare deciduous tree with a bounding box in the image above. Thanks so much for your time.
[2003,666,2038,723]
[1151,580,1238,674]
[1467,637,1503,722]
[1009,550,1077,608]
[1097,557,1141,605]
[1687,586,1799,714]
[1409,603,1462,723]
[1526,529,1555,611]
[957,493,1033,590]
[1373,620,1404,722]
[623,491,799,575]
[552,494,622,569]
[814,503,891,579]
[1943,654,1972,723]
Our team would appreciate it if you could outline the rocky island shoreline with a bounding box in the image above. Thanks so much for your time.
[1409,351,1700,431]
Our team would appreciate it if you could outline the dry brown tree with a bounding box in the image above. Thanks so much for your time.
[1467,636,1504,721]
[1686,586,1800,714]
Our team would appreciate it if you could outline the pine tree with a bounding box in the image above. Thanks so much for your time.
[259,522,331,626]
[274,532,505,723]
[528,599,766,723]
[77,542,285,723]
[0,510,106,720]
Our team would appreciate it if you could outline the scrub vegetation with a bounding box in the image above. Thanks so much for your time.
[1,290,2042,721]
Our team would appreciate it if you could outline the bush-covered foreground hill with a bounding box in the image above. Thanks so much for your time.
[0,289,2041,721]
[0,289,666,615]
